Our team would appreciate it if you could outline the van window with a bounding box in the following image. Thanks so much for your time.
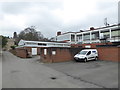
[92,51,97,54]
[87,51,91,55]
[79,51,88,55]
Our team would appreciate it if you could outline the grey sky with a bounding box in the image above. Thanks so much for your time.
[0,0,119,38]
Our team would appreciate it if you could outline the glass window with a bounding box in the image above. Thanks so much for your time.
[77,35,82,41]
[79,51,88,55]
[83,34,90,40]
[71,34,75,41]
[92,51,96,54]
[111,30,120,37]
[87,51,91,55]
[101,30,110,38]
[91,32,99,40]
[38,43,46,46]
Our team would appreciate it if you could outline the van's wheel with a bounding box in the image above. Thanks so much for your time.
[95,57,98,61]
[84,58,87,62]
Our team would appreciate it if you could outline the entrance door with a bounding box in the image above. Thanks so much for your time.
[32,48,37,55]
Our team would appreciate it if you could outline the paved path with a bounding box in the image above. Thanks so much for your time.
[2,51,81,88]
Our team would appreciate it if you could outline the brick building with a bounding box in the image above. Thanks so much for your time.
[17,39,70,55]
[40,47,82,63]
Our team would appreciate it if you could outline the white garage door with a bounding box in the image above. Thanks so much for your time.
[32,48,37,55]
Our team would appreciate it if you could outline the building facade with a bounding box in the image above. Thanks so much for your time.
[54,24,120,44]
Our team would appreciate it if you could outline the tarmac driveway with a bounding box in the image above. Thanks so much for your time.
[44,60,118,88]
[2,51,118,88]
[2,51,81,88]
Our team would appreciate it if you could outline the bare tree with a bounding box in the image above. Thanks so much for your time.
[17,26,45,42]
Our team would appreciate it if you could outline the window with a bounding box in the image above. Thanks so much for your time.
[71,34,75,41]
[101,30,110,38]
[91,32,99,40]
[92,51,96,54]
[111,30,120,37]
[38,43,46,46]
[83,34,90,41]
[87,51,91,55]
[79,51,88,55]
[77,35,82,41]
[52,51,56,55]
[26,42,38,45]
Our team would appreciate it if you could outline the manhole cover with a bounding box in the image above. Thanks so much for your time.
[50,77,57,80]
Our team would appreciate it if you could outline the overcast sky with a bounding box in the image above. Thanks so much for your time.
[0,0,119,38]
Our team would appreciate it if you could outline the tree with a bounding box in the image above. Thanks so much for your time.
[0,35,8,48]
[10,46,16,50]
[18,26,44,42]
[15,26,51,45]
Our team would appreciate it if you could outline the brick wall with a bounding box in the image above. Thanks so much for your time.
[15,45,119,62]
[72,43,119,62]
[40,46,120,63]
[96,46,120,62]
[40,47,82,63]
[25,47,32,52]
[25,47,41,55]
[37,48,41,55]
[16,48,28,58]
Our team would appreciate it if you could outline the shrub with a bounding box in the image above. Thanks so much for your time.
[10,46,16,50]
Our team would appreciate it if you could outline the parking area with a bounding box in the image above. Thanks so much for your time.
[44,60,118,88]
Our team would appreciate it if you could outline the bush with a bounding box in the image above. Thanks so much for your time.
[11,46,16,50]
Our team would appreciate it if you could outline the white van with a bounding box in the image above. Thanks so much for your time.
[74,49,98,62]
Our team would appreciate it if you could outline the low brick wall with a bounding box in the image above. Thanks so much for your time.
[40,47,82,63]
[25,47,31,52]
[71,43,119,62]
[9,49,16,55]
[96,46,120,62]
[16,48,28,58]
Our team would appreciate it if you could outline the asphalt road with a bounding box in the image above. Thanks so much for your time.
[2,51,81,88]
[2,51,118,88]
[44,59,118,88]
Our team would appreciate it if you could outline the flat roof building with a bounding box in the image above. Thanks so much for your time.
[53,24,120,44]
[18,39,71,48]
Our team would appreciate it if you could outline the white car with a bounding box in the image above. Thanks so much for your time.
[74,49,98,62]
